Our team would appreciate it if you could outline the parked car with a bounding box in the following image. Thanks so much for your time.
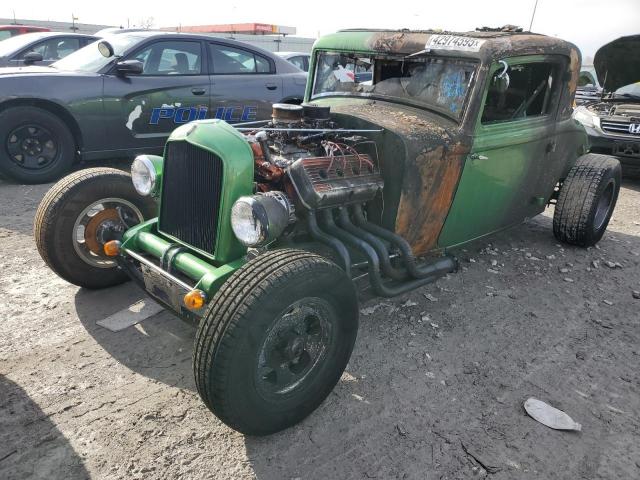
[0,31,307,183]
[0,24,50,41]
[0,32,97,68]
[275,51,310,71]
[572,34,640,176]
[575,65,602,105]
[94,27,158,36]
[35,28,621,436]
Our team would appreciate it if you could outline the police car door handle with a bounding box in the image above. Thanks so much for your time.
[469,153,488,161]
[265,83,278,90]
[191,88,206,95]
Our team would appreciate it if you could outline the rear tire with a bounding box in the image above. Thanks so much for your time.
[0,106,76,184]
[553,153,621,247]
[34,167,156,289]
[193,249,359,435]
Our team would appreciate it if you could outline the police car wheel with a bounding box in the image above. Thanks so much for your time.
[34,168,156,289]
[0,106,76,184]
[193,249,359,436]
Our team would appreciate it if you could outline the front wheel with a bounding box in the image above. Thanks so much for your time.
[34,167,156,289]
[553,153,621,247]
[0,106,76,184]
[193,249,359,436]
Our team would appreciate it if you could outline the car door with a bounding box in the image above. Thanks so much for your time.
[208,42,283,123]
[10,36,84,66]
[439,56,564,247]
[102,39,209,154]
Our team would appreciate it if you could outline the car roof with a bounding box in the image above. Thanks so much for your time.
[276,51,309,57]
[105,31,304,74]
[5,31,97,41]
[0,24,49,30]
[318,28,579,64]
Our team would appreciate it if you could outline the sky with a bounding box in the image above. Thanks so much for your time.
[3,0,639,60]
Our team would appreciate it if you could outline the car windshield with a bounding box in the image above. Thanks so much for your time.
[0,33,48,56]
[52,34,144,72]
[311,51,477,120]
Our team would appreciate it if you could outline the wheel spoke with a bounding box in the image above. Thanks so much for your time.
[21,155,41,169]
[5,124,57,170]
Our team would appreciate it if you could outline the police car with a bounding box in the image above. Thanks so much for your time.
[0,31,307,183]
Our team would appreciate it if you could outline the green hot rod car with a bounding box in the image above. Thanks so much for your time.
[35,28,621,435]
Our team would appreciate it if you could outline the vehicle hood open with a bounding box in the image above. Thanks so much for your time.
[594,34,640,92]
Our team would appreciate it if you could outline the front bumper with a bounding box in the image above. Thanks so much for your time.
[117,218,245,320]
[584,124,640,171]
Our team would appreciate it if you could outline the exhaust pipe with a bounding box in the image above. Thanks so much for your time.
[307,210,352,277]
[319,209,455,297]
[351,204,457,279]
[335,207,408,281]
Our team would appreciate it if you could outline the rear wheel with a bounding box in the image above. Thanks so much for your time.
[553,153,621,247]
[0,106,76,184]
[193,249,359,435]
[34,167,156,289]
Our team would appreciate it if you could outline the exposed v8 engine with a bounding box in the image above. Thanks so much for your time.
[246,103,384,211]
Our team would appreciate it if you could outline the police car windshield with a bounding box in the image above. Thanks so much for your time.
[311,52,477,121]
[52,34,144,72]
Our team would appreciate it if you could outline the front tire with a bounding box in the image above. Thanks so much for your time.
[34,167,156,289]
[553,153,621,247]
[0,106,76,184]
[193,249,359,436]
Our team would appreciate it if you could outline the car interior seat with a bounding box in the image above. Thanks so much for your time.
[174,53,190,74]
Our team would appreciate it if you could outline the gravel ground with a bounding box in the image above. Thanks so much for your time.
[1,168,639,480]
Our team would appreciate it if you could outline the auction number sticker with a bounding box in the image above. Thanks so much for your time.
[426,35,486,52]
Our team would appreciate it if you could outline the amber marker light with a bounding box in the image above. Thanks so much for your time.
[184,289,206,310]
[103,240,121,257]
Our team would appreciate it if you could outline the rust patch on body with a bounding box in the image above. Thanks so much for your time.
[395,143,468,255]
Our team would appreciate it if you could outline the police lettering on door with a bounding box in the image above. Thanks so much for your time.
[150,105,258,125]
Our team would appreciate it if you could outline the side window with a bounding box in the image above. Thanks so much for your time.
[209,43,273,74]
[481,61,557,124]
[21,37,81,61]
[54,38,81,59]
[288,55,306,71]
[130,41,202,75]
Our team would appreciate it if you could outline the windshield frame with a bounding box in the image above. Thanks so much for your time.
[309,49,479,123]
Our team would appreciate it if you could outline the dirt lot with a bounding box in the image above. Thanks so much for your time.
[1,166,639,480]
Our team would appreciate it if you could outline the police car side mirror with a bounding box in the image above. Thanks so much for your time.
[115,59,143,76]
[23,51,44,64]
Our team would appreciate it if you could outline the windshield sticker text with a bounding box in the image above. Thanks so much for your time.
[426,35,485,52]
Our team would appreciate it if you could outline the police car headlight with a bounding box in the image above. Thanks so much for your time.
[231,193,293,247]
[572,107,600,129]
[131,155,157,196]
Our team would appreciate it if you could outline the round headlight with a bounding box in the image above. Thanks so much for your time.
[231,193,294,247]
[231,197,266,246]
[131,155,156,196]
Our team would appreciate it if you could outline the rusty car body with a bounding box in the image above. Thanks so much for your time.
[36,28,621,435]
